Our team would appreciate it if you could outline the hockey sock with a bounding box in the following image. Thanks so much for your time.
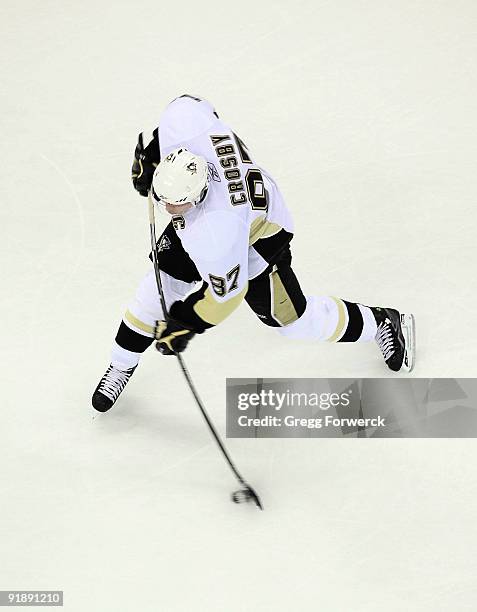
[278,296,377,342]
[328,298,377,342]
[111,320,154,369]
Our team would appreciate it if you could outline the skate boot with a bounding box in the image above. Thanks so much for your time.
[373,307,415,372]
[92,364,137,412]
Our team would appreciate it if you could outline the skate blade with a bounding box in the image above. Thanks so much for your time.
[400,313,416,372]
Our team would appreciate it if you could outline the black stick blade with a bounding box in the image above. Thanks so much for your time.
[232,485,263,510]
[247,485,263,510]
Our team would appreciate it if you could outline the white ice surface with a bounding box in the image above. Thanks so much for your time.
[1,1,477,610]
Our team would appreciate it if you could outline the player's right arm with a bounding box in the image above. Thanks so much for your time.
[156,210,249,352]
[154,274,247,355]
[131,128,160,196]
[169,273,248,333]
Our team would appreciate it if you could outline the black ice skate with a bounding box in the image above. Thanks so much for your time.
[92,364,137,412]
[373,307,415,372]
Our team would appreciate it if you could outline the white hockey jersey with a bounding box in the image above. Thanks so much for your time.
[157,95,294,328]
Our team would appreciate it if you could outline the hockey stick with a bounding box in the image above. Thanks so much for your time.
[147,193,263,510]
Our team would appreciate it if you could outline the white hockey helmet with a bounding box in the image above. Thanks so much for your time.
[151,147,209,207]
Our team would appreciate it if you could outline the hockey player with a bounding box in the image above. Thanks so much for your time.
[92,95,415,412]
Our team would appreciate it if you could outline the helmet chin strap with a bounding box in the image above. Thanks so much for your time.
[194,183,209,206]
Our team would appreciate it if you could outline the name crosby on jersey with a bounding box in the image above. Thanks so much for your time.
[211,133,255,207]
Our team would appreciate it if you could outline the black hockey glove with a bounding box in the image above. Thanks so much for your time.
[131,130,160,197]
[154,318,196,355]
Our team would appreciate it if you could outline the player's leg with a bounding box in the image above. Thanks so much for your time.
[92,269,196,411]
[245,247,307,328]
[278,296,415,371]
[245,247,415,372]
